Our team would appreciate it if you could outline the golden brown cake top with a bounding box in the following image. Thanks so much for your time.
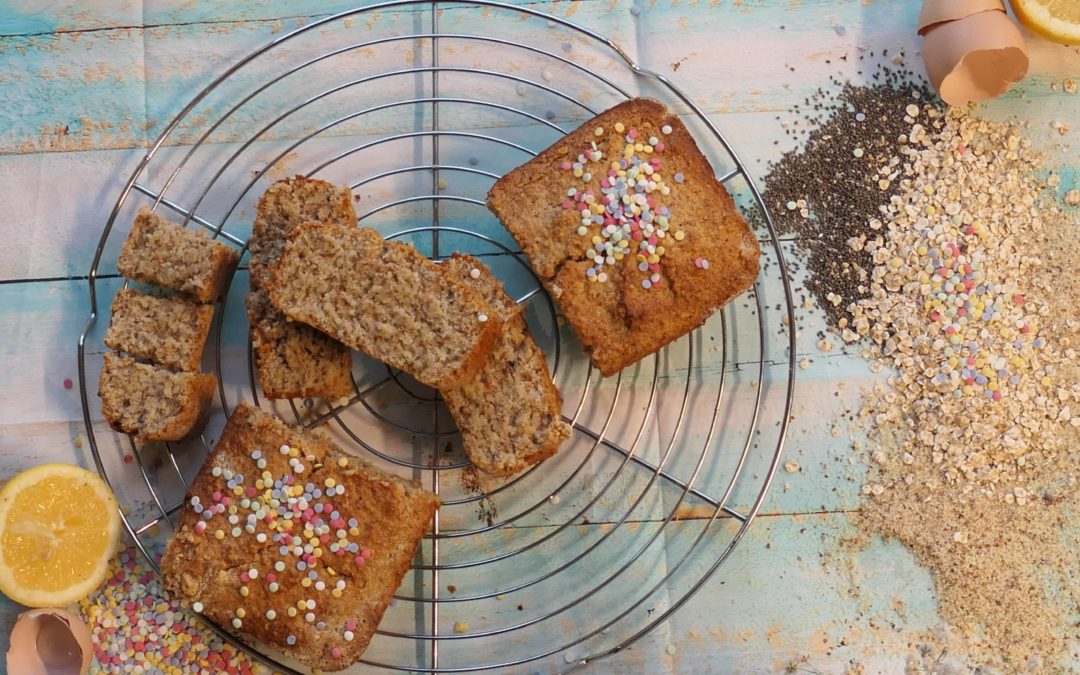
[487,98,761,375]
[161,405,440,671]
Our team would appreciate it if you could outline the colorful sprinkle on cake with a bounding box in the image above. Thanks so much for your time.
[560,120,685,288]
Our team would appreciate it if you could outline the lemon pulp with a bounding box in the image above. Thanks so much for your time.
[0,465,120,606]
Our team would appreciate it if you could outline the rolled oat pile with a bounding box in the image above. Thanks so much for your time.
[768,84,1080,668]
[852,108,1080,667]
[849,107,1079,495]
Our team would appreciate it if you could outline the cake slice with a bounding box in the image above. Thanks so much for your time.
[248,176,357,270]
[104,288,214,372]
[440,255,571,476]
[117,208,240,303]
[98,352,217,443]
[248,177,356,400]
[161,405,441,672]
[486,98,760,376]
[266,224,501,389]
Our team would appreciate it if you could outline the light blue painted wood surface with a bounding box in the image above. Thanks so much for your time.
[1,1,1078,672]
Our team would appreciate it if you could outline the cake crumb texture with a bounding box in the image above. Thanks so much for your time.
[117,208,240,303]
[247,177,356,400]
[104,288,214,372]
[441,255,571,476]
[98,352,216,443]
[266,223,501,390]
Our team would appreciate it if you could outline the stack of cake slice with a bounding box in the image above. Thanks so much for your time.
[247,177,357,400]
[266,224,570,476]
[99,208,239,443]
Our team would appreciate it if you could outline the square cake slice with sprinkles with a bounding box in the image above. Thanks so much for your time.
[161,405,440,672]
[487,98,761,376]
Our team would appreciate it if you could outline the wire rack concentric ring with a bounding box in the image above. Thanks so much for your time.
[78,2,796,672]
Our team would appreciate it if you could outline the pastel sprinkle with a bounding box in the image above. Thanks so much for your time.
[559,120,685,289]
[181,433,373,659]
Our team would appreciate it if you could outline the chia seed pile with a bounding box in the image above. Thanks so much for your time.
[765,70,934,328]
[766,73,1080,668]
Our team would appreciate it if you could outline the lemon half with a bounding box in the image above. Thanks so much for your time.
[1011,0,1080,44]
[0,464,121,607]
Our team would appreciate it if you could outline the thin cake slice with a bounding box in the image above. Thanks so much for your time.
[161,405,440,672]
[441,255,570,476]
[98,352,217,443]
[248,177,357,400]
[117,208,240,303]
[266,224,501,389]
[487,98,760,376]
[104,288,214,372]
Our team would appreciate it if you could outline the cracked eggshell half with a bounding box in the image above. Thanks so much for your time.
[919,1,1029,106]
[6,608,92,675]
[918,0,1006,33]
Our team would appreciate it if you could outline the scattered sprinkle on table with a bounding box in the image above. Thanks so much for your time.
[79,549,271,674]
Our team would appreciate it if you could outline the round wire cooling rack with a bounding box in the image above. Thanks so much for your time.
[77,2,796,672]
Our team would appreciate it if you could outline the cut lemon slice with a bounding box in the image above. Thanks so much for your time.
[1010,0,1080,44]
[0,464,121,607]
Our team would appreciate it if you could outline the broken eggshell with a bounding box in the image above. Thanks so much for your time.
[6,609,92,675]
[918,0,1005,34]
[920,4,1029,106]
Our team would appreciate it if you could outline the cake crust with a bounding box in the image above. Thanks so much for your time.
[487,98,760,376]
[161,405,440,671]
